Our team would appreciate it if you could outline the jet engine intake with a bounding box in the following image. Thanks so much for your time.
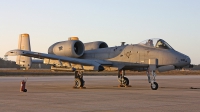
[84,41,108,50]
[48,39,85,58]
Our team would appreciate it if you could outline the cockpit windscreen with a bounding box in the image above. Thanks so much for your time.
[139,38,173,50]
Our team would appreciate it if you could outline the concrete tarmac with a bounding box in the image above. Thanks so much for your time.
[0,76,200,112]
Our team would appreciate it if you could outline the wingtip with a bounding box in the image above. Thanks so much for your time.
[4,49,21,56]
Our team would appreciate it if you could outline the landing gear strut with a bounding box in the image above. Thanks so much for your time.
[74,71,85,88]
[147,70,158,90]
[118,69,131,87]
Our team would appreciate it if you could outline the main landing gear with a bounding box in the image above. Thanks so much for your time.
[72,69,158,90]
[118,69,131,87]
[147,70,158,90]
[74,71,85,88]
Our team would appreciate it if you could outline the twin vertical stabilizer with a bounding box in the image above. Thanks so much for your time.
[16,34,32,69]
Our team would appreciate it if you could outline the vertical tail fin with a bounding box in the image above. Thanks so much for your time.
[16,34,32,70]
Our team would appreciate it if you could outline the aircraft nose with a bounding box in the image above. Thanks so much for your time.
[185,56,191,65]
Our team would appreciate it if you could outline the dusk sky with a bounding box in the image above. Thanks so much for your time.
[0,0,200,64]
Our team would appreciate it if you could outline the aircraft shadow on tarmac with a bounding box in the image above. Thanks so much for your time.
[160,86,200,90]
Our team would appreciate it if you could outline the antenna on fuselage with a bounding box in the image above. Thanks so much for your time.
[121,42,125,46]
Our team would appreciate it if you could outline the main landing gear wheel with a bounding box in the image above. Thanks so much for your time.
[151,82,158,90]
[74,71,85,88]
[118,77,129,86]
[122,77,129,86]
[74,78,85,88]
[118,70,131,87]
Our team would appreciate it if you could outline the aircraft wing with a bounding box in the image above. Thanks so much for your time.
[5,49,112,71]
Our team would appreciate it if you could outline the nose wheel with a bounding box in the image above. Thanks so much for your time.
[147,70,159,90]
[151,82,158,90]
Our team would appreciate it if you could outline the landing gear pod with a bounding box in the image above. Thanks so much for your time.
[20,79,27,92]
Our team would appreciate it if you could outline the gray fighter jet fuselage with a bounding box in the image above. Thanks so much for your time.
[81,42,190,70]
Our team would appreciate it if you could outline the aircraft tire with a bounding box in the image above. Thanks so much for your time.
[24,89,27,92]
[80,78,85,87]
[123,77,129,86]
[75,78,84,88]
[151,82,158,90]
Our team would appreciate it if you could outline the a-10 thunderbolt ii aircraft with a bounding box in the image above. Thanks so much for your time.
[5,34,191,90]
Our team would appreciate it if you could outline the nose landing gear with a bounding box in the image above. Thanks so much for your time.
[147,70,158,90]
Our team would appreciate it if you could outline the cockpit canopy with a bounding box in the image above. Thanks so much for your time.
[139,38,173,50]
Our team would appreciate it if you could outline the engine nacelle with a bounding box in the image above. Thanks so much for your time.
[48,37,85,58]
[84,41,108,50]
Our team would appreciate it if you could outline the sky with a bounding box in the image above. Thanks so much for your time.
[0,0,200,64]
